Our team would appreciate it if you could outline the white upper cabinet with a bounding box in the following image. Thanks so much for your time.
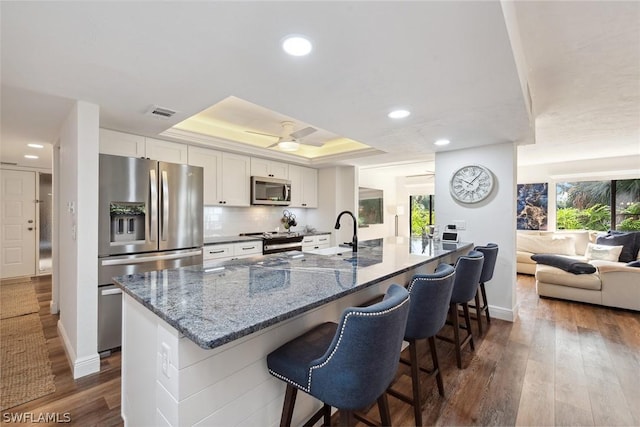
[289,165,318,208]
[99,129,145,158]
[250,158,288,179]
[99,129,187,164]
[187,146,222,206]
[188,147,250,206]
[220,152,251,206]
[145,137,188,164]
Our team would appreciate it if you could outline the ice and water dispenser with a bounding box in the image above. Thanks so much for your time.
[109,202,145,244]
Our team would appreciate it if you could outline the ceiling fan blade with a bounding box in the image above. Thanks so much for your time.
[290,126,317,139]
[245,130,279,138]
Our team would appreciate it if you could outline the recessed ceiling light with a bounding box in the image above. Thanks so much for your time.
[282,36,312,56]
[434,139,451,146]
[28,143,44,148]
[24,154,39,159]
[388,109,410,119]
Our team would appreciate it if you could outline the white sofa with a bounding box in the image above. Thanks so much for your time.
[517,230,640,311]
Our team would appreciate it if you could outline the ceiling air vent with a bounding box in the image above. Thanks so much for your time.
[146,105,177,119]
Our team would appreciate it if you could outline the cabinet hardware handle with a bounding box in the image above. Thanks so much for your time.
[242,246,256,250]
[209,250,225,254]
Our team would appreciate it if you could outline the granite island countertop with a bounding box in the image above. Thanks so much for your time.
[113,237,472,350]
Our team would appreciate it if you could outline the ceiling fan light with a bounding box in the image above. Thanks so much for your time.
[278,140,300,152]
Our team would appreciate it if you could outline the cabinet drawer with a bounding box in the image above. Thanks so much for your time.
[203,244,233,260]
[233,242,262,256]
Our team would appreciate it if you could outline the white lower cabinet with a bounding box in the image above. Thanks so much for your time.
[203,241,262,262]
[301,234,331,251]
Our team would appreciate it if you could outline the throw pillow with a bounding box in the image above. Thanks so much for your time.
[584,243,623,262]
[626,260,640,268]
[605,231,640,262]
[531,254,597,274]
[596,232,637,262]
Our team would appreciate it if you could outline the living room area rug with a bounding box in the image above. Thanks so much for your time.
[0,280,55,411]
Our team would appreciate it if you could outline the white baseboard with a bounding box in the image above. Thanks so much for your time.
[488,302,519,322]
[57,320,100,379]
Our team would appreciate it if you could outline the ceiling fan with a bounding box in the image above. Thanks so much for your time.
[245,121,319,152]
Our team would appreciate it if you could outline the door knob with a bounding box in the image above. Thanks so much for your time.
[28,227,34,231]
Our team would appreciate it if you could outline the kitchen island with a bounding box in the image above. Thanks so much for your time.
[114,237,472,426]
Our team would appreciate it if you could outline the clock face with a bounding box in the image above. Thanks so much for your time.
[449,165,494,203]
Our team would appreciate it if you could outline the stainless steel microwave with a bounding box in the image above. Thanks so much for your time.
[251,176,291,205]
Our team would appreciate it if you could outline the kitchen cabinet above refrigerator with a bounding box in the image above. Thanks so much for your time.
[99,128,188,164]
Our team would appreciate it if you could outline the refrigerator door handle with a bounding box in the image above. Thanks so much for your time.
[161,170,169,241]
[100,249,203,266]
[149,169,158,242]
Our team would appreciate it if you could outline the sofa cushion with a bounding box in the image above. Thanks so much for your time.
[517,233,576,256]
[535,264,602,290]
[585,243,624,262]
[531,254,597,274]
[599,231,640,262]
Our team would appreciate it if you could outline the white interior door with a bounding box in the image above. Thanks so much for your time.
[1,170,36,279]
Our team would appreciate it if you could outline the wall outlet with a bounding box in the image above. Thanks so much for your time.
[161,342,171,378]
[453,220,466,230]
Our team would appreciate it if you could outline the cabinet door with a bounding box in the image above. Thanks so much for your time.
[99,129,146,157]
[301,167,318,208]
[251,158,288,179]
[145,137,188,164]
[221,153,251,206]
[288,165,304,207]
[188,146,222,206]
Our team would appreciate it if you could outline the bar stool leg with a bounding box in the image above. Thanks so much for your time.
[474,291,484,336]
[428,336,444,396]
[339,409,355,427]
[450,303,462,369]
[378,393,392,426]
[462,303,475,351]
[409,340,422,426]
[480,282,491,323]
[280,384,297,427]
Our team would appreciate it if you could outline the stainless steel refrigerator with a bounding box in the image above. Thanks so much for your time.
[97,154,203,353]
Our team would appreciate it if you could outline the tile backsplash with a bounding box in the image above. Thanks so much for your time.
[203,206,310,237]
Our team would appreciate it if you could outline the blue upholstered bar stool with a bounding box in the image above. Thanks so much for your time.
[438,250,484,369]
[470,243,499,335]
[387,263,455,426]
[266,284,411,427]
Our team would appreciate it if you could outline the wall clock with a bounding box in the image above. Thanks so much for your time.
[449,164,494,203]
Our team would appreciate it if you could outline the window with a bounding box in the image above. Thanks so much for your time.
[410,195,434,236]
[556,179,639,231]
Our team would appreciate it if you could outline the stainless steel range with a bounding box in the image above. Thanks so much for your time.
[240,232,304,254]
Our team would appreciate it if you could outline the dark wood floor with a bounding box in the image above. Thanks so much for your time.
[2,274,639,426]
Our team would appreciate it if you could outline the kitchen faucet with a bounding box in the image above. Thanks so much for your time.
[334,210,358,253]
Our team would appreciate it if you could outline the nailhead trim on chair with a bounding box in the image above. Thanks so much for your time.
[268,296,411,394]
[407,271,455,293]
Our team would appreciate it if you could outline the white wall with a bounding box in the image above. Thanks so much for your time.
[56,101,100,378]
[518,154,640,231]
[436,142,518,321]
[308,166,357,246]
